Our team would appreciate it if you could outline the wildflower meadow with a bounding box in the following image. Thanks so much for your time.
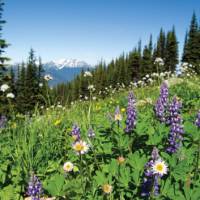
[1,1,200,199]
[1,71,200,199]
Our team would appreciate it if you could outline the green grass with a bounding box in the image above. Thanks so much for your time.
[0,76,200,199]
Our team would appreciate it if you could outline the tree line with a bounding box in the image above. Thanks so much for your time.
[0,0,200,115]
[53,27,179,103]
[53,13,200,105]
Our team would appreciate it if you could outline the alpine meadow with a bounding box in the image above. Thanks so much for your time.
[1,0,200,199]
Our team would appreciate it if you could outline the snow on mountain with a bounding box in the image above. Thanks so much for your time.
[10,58,93,86]
[42,59,92,85]
[44,58,92,69]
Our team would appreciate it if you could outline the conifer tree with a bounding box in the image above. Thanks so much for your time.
[154,28,166,59]
[16,63,27,113]
[182,12,200,71]
[0,0,9,82]
[25,49,40,111]
[141,45,153,76]
[128,48,141,81]
[9,67,15,94]
[0,0,10,115]
[165,27,179,72]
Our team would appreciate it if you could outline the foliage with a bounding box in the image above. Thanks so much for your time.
[0,76,200,199]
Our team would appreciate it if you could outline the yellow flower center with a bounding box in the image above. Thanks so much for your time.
[65,164,71,170]
[115,114,122,121]
[74,143,84,151]
[102,184,112,194]
[156,164,163,172]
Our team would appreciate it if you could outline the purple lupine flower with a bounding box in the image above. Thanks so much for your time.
[153,175,160,196]
[71,124,81,141]
[0,115,7,128]
[141,147,167,197]
[154,82,169,123]
[88,127,95,138]
[27,173,43,200]
[195,111,200,128]
[166,97,184,153]
[124,92,137,133]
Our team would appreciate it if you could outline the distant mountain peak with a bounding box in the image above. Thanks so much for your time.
[45,58,91,69]
[10,58,93,86]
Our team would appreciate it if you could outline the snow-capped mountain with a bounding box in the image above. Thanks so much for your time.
[44,58,91,69]
[10,59,93,86]
[43,59,92,85]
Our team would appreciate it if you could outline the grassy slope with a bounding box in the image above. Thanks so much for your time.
[1,76,200,199]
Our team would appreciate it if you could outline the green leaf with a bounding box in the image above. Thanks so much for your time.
[44,173,65,196]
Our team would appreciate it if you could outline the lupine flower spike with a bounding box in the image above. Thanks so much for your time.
[71,124,81,141]
[166,97,184,153]
[141,147,168,197]
[27,173,43,200]
[154,82,169,123]
[125,92,137,133]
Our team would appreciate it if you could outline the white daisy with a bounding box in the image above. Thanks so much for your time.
[72,140,89,155]
[152,159,168,176]
[63,161,74,172]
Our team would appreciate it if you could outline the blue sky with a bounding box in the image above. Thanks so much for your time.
[3,0,200,65]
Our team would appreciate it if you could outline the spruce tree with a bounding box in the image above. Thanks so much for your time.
[154,28,166,59]
[9,67,15,94]
[0,0,10,115]
[25,49,39,111]
[16,63,27,113]
[182,31,188,62]
[165,27,179,72]
[141,45,153,76]
[128,48,141,81]
[182,12,200,70]
[0,0,9,82]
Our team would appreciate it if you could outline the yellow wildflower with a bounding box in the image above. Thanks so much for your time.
[54,119,61,126]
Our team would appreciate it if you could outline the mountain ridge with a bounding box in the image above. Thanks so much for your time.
[9,58,93,86]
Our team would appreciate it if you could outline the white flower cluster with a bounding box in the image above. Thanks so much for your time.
[0,84,15,99]
[179,62,197,77]
[0,84,9,92]
[154,57,164,66]
[88,84,95,91]
[84,71,92,77]
[6,93,15,98]
[44,74,53,81]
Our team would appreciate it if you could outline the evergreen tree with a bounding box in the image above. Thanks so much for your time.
[25,49,40,112]
[16,63,27,113]
[9,67,15,94]
[182,12,200,71]
[154,28,166,59]
[141,45,153,76]
[37,57,46,105]
[182,31,188,62]
[0,0,9,82]
[0,0,10,115]
[165,27,179,72]
[128,48,141,81]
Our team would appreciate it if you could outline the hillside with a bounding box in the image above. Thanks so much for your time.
[0,76,200,199]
